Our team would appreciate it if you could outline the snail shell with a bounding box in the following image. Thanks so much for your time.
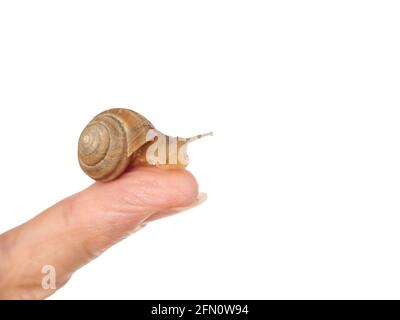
[78,108,154,181]
[78,108,212,182]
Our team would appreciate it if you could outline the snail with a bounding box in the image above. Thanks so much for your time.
[78,108,212,181]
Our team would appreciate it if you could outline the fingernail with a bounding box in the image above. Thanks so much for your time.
[170,192,208,214]
[132,221,148,233]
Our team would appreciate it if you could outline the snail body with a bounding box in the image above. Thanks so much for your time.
[78,108,211,181]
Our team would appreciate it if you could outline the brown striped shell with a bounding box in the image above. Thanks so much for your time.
[78,108,154,181]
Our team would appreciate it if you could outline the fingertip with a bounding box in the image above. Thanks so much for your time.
[121,167,199,209]
[83,166,200,216]
[161,168,199,206]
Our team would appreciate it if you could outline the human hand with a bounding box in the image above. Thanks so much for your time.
[0,167,203,299]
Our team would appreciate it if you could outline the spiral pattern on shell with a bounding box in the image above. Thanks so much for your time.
[78,113,130,182]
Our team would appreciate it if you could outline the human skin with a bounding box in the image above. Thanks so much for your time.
[0,167,202,299]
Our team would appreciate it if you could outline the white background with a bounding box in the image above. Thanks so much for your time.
[0,0,400,299]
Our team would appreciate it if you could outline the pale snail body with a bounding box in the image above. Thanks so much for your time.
[78,108,211,181]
